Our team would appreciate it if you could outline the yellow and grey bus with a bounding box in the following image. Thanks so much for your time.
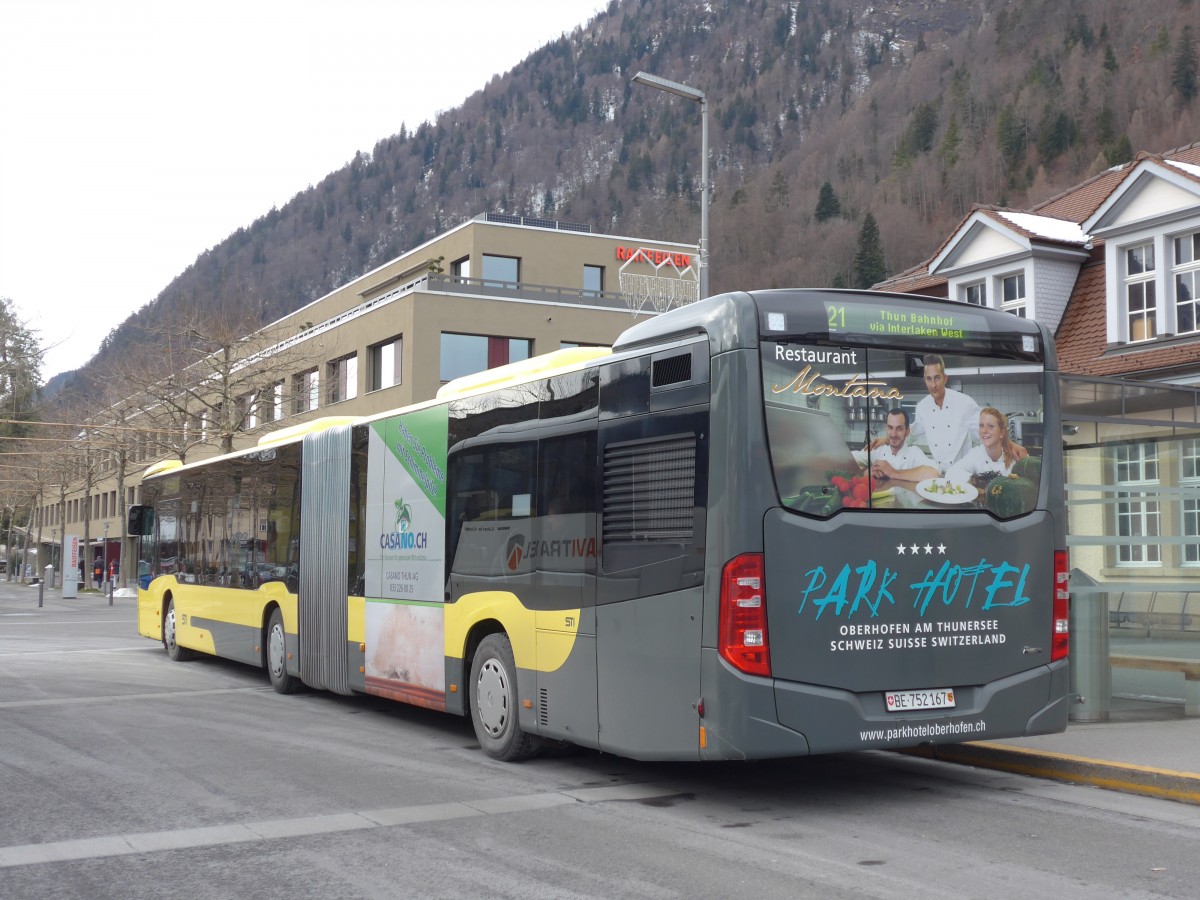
[135,289,1069,761]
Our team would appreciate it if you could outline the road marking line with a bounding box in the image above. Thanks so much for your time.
[0,785,680,868]
[0,647,159,658]
[0,619,139,625]
[0,686,271,709]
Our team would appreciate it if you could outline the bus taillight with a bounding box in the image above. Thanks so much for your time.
[1052,550,1069,662]
[719,554,771,677]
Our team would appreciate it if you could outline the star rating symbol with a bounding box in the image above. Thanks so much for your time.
[898,543,949,555]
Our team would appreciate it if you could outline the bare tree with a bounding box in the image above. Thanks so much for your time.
[110,298,335,460]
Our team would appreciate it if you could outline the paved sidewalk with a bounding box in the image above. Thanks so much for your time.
[0,578,137,609]
[908,717,1200,805]
[4,578,1198,804]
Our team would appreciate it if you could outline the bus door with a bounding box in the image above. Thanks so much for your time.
[531,433,599,748]
[594,348,710,760]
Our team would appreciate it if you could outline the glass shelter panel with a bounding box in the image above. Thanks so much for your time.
[1062,375,1200,721]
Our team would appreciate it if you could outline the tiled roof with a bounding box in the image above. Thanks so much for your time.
[1032,165,1132,222]
[1098,339,1200,379]
[1053,249,1108,373]
[1055,243,1200,379]
[888,143,1200,286]
[872,262,945,295]
[879,141,1200,380]
[875,202,1086,294]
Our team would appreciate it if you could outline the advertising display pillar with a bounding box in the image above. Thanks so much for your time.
[62,535,79,599]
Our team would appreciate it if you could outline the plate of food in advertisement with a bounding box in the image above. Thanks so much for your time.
[915,477,978,504]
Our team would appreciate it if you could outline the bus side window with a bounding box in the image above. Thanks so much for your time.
[447,452,485,569]
[539,434,596,517]
[447,442,537,580]
[487,444,536,521]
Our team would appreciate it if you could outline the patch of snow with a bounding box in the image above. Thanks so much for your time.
[994,211,1087,244]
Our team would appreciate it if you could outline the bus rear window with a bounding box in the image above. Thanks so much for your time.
[762,343,1046,519]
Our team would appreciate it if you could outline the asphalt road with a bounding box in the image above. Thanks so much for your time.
[3,590,1200,899]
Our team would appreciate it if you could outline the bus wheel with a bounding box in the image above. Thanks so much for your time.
[266,608,300,694]
[470,634,540,762]
[163,599,195,661]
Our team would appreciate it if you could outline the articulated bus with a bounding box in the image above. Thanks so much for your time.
[135,289,1068,761]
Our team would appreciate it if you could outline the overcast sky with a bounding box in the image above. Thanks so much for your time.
[0,0,604,381]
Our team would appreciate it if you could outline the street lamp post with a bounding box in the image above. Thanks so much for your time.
[631,71,709,301]
[103,522,109,597]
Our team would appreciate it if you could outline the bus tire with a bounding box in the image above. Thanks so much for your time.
[266,608,300,694]
[163,599,195,661]
[470,633,540,762]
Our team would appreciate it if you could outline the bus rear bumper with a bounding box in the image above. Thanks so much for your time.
[698,651,811,760]
[773,659,1069,755]
[699,651,1069,759]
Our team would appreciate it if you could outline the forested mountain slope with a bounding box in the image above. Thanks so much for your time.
[76,0,1199,392]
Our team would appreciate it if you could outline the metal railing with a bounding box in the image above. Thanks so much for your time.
[424,273,633,311]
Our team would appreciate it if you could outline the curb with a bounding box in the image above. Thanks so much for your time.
[903,741,1200,806]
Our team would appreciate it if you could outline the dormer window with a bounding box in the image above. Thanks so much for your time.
[1174,230,1200,334]
[1125,241,1156,342]
[1001,272,1027,317]
[962,281,986,306]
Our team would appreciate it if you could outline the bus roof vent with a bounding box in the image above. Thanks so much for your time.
[603,434,696,542]
[652,352,692,388]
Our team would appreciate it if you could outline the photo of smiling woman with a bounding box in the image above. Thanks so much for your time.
[945,407,1024,482]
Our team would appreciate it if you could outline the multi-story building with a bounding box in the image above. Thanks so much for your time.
[879,142,1200,720]
[36,214,698,586]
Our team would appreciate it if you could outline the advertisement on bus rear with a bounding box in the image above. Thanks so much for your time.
[758,335,1054,691]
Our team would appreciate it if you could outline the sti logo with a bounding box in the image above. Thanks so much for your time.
[506,534,526,571]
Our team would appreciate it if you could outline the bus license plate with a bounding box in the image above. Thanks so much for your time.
[885,688,955,712]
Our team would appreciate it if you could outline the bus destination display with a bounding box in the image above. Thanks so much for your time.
[823,300,989,341]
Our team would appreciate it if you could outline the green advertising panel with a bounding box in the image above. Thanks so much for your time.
[364,405,450,700]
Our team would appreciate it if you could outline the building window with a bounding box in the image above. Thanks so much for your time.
[962,281,986,306]
[1000,272,1027,318]
[1173,230,1200,335]
[440,333,531,382]
[1113,442,1160,566]
[181,412,197,447]
[292,369,319,414]
[481,254,519,287]
[1125,241,1156,342]
[583,264,604,295]
[451,256,471,279]
[263,381,284,424]
[1182,438,1200,565]
[239,392,257,430]
[327,354,358,404]
[369,338,403,392]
